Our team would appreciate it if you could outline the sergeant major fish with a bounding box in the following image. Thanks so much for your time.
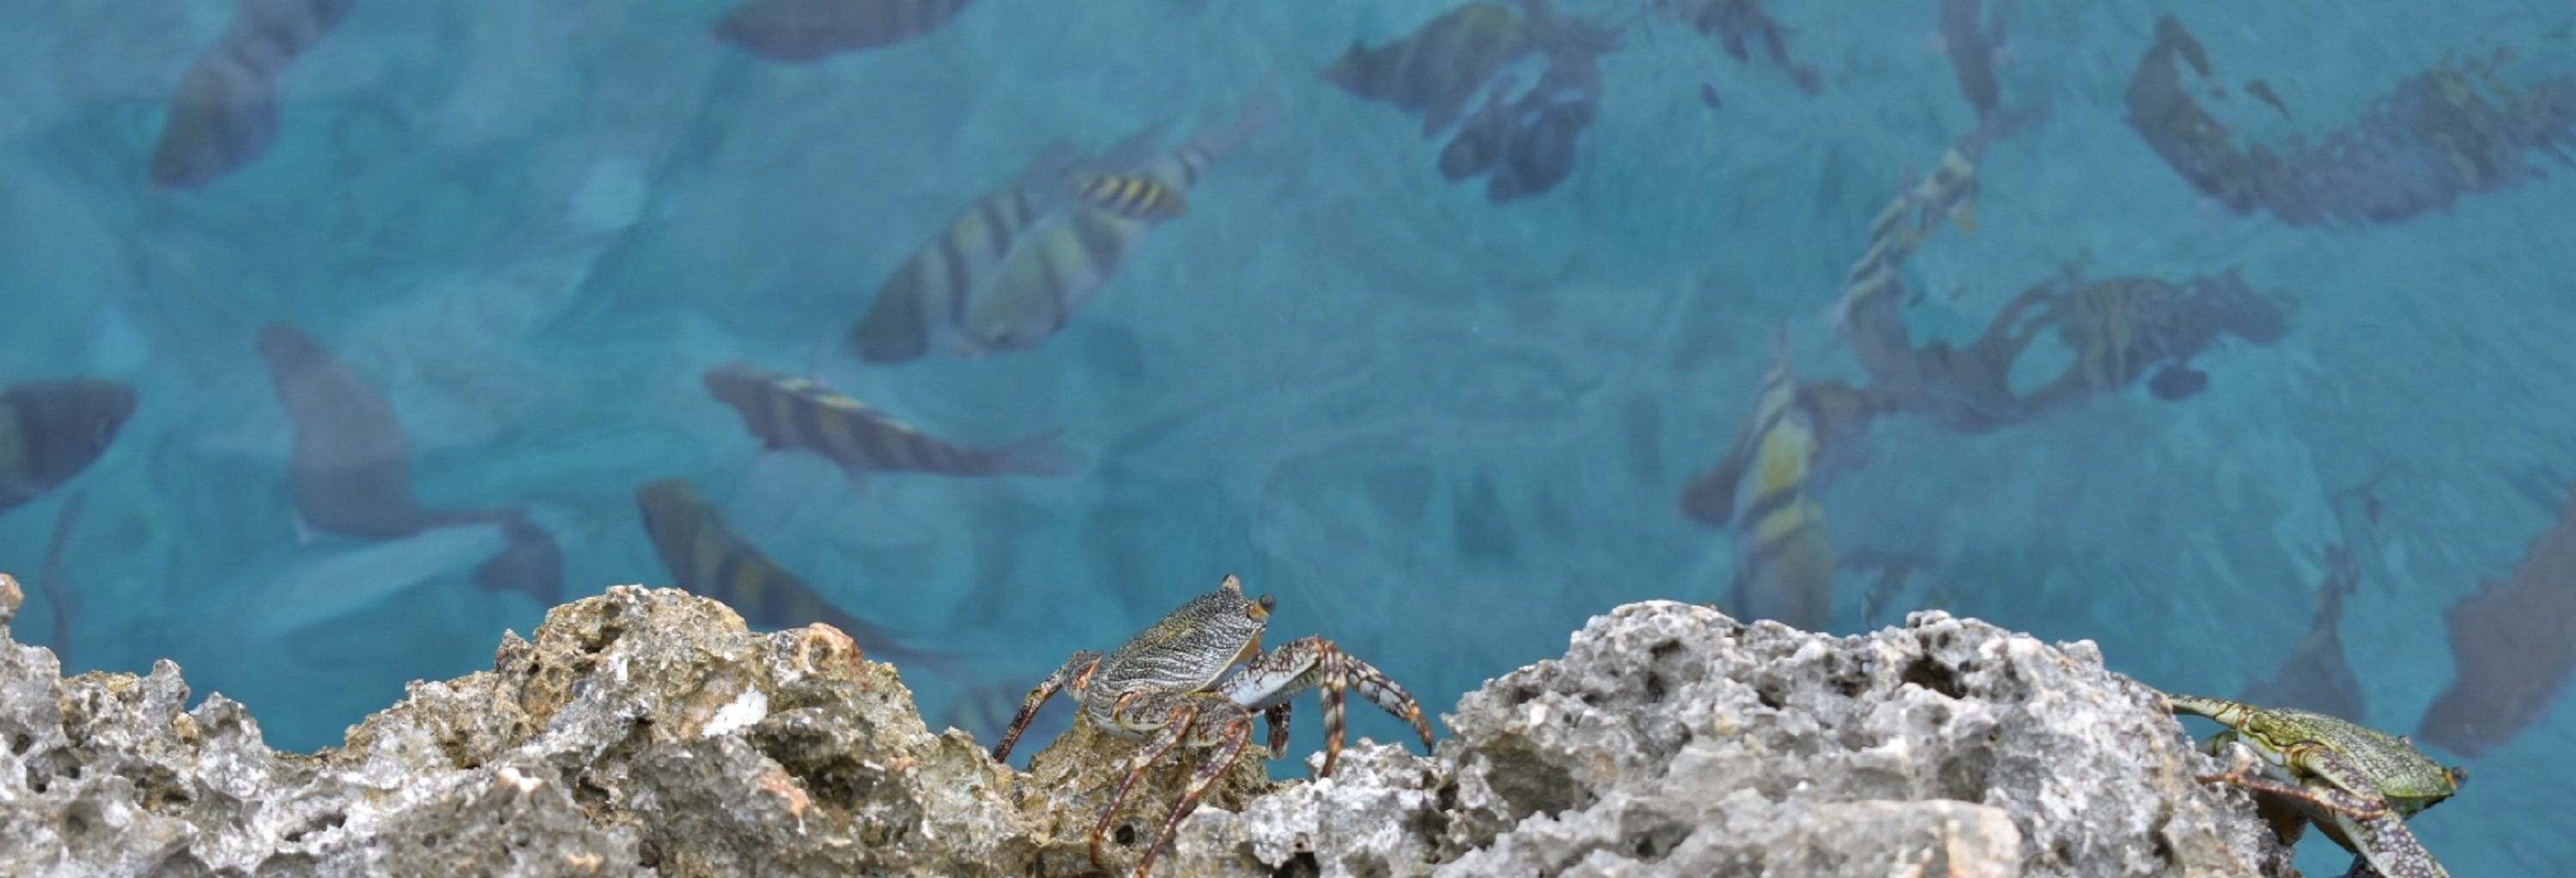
[702,362,1084,492]
[256,326,560,605]
[0,379,137,518]
[714,0,978,63]
[852,87,1273,360]
[636,477,955,669]
[152,0,355,188]
[845,125,1176,363]
[1713,328,1838,631]
[950,88,1275,357]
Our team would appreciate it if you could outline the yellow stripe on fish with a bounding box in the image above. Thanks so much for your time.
[1826,135,1986,334]
[848,185,1048,363]
[1069,173,1189,221]
[1726,330,1837,631]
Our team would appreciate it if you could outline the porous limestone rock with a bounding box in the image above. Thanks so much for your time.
[0,580,2293,878]
[1175,602,2293,877]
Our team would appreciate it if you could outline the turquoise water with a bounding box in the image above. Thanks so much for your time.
[3,1,2571,875]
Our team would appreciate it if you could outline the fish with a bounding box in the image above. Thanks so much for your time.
[1486,88,1595,203]
[1437,83,1519,180]
[1321,2,1537,136]
[702,362,1084,492]
[150,0,355,188]
[847,182,1054,363]
[1937,0,2006,121]
[2417,480,2576,757]
[1067,172,1190,222]
[1824,131,1991,416]
[2147,365,2209,400]
[0,379,137,517]
[1656,0,1822,93]
[1678,376,1880,527]
[845,120,1199,363]
[39,491,85,662]
[1716,327,1837,631]
[474,515,565,607]
[257,325,526,540]
[915,88,1275,358]
[635,477,954,669]
[2238,544,2367,722]
[2244,79,2293,120]
[2127,15,2576,227]
[713,0,978,63]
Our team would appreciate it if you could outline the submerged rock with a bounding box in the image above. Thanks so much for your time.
[0,580,2288,876]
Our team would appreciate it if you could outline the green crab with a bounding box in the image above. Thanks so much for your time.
[2165,693,2466,878]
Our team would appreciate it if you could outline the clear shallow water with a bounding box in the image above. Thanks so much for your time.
[2,2,2570,875]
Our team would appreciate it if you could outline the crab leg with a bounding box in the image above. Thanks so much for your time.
[993,649,1101,762]
[2202,747,2448,878]
[1218,636,1436,776]
[1136,705,1255,878]
[1262,703,1292,753]
[1090,692,1200,873]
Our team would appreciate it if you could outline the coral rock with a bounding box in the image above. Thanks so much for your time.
[0,586,2292,877]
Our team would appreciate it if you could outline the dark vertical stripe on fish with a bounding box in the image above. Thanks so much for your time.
[975,197,1018,261]
[1069,210,1129,286]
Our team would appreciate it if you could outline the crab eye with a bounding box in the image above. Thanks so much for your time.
[1258,594,1276,611]
[1248,594,1275,619]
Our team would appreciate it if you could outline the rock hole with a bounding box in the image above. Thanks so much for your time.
[8,732,29,754]
[1643,673,1668,704]
[1486,741,1594,820]
[1755,685,1785,710]
[283,811,347,844]
[1901,657,1966,700]
[1509,685,1541,706]
[1631,820,1693,862]
[591,623,624,653]
[1114,823,1139,846]
[1273,851,1321,877]
[1830,674,1868,698]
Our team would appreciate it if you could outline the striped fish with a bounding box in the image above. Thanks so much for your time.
[1322,2,1535,135]
[943,87,1276,357]
[152,0,355,188]
[714,0,978,63]
[1824,131,1988,393]
[846,121,1184,363]
[1723,329,1837,631]
[1067,173,1189,222]
[847,183,1053,363]
[0,380,136,518]
[702,362,1084,492]
[635,477,951,668]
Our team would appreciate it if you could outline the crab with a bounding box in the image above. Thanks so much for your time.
[2165,693,2466,878]
[992,575,1437,877]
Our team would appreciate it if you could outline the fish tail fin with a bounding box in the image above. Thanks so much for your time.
[1215,76,1286,155]
[474,514,565,607]
[981,428,1086,477]
[849,286,932,363]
